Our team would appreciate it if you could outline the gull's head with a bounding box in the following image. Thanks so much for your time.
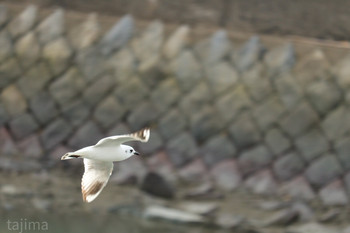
[122,145,140,156]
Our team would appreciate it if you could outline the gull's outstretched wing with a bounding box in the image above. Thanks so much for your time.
[95,128,150,147]
[81,158,113,203]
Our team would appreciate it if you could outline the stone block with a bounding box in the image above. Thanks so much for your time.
[1,85,27,117]
[279,176,315,201]
[9,113,39,139]
[0,5,8,27]
[200,135,236,166]
[265,128,291,156]
[205,62,239,96]
[68,121,103,149]
[107,47,136,84]
[280,102,318,137]
[275,73,303,109]
[228,111,261,149]
[83,75,115,107]
[158,109,187,141]
[127,102,159,131]
[306,80,341,116]
[151,78,180,113]
[335,55,350,88]
[0,58,22,88]
[319,180,348,206]
[0,103,8,126]
[29,91,58,125]
[138,54,164,88]
[205,30,232,64]
[295,128,329,161]
[238,145,273,175]
[107,123,130,136]
[40,118,72,150]
[305,155,343,188]
[17,134,42,158]
[115,76,148,108]
[166,132,198,167]
[0,127,18,155]
[245,169,277,195]
[93,96,125,130]
[138,129,163,155]
[0,31,13,64]
[273,152,304,181]
[77,47,105,83]
[15,32,40,69]
[210,159,241,191]
[253,96,285,131]
[344,172,350,193]
[264,43,295,76]
[179,82,211,116]
[61,100,89,127]
[163,25,189,59]
[322,106,350,141]
[9,5,37,38]
[36,9,64,44]
[178,158,208,183]
[146,151,176,184]
[335,137,350,171]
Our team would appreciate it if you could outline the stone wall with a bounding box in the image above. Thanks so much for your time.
[1,5,350,206]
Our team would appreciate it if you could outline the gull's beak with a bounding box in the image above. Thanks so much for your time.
[134,151,140,156]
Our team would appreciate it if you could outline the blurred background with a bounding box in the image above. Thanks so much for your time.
[0,1,350,233]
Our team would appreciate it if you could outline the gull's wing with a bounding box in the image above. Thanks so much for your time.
[95,128,150,147]
[81,158,113,203]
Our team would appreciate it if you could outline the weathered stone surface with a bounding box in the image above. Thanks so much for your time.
[178,158,208,183]
[0,103,8,126]
[305,155,343,187]
[322,106,350,141]
[110,156,146,185]
[344,172,350,193]
[205,30,232,64]
[228,111,261,149]
[279,176,316,201]
[138,129,163,154]
[83,75,115,107]
[275,73,303,109]
[138,54,163,88]
[264,43,295,76]
[319,180,348,206]
[215,214,245,230]
[61,100,89,127]
[166,132,198,167]
[238,145,273,175]
[286,222,339,233]
[296,128,329,161]
[0,5,8,27]
[263,208,298,226]
[233,36,265,72]
[76,47,105,82]
[29,92,58,125]
[1,85,27,117]
[169,50,202,92]
[146,151,176,184]
[335,55,350,88]
[163,25,189,59]
[0,31,12,64]
[216,85,251,123]
[291,202,314,222]
[253,96,285,131]
[143,205,205,223]
[245,169,277,195]
[43,37,73,75]
[9,113,39,139]
[273,153,304,181]
[151,78,180,113]
[179,82,211,115]
[17,134,42,158]
[68,121,103,149]
[0,58,21,88]
[179,202,218,216]
[307,80,341,116]
[281,102,319,137]
[17,62,52,98]
[158,109,186,141]
[265,128,291,156]
[200,135,236,166]
[69,13,100,50]
[99,14,134,55]
[0,127,18,155]
[15,32,40,69]
[107,47,136,84]
[93,96,125,130]
[205,62,238,96]
[210,159,241,191]
[40,118,72,150]
[36,9,64,44]
[115,76,149,108]
[335,137,350,171]
[127,102,159,131]
[9,5,37,38]
[140,172,175,199]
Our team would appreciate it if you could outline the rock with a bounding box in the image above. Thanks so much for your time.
[143,205,205,224]
[210,159,241,191]
[99,14,134,55]
[336,55,350,88]
[166,132,198,167]
[1,185,29,197]
[138,130,163,155]
[0,127,18,155]
[183,182,224,200]
[140,172,175,199]
[163,25,189,59]
[275,73,303,109]
[107,47,136,84]
[319,180,348,206]
[305,155,343,188]
[206,30,232,64]
[335,137,350,170]
[146,151,176,184]
[296,128,329,162]
[279,176,316,201]
[0,5,8,27]
[0,58,22,85]
[179,82,211,115]
[15,32,40,69]
[61,100,89,127]
[0,103,8,126]
[265,128,291,156]
[322,106,350,141]
[150,78,180,113]
[114,76,149,108]
[83,75,115,107]
[40,118,72,150]
[9,5,37,38]
[273,152,305,181]
[137,54,163,88]
[0,30,12,65]
[216,214,245,229]
[263,208,298,226]
[36,9,65,44]
[319,209,341,223]
[158,109,187,141]
[178,158,208,183]
[93,95,125,130]
[200,135,236,166]
[68,121,103,149]
[258,201,288,211]
[17,135,42,159]
[32,198,52,212]
[264,43,295,76]
[238,145,273,175]
[1,85,27,117]
[291,202,314,222]
[286,222,340,233]
[29,91,59,125]
[110,156,146,185]
[343,226,350,233]
[77,47,105,82]
[245,169,277,195]
[127,102,159,131]
[108,203,141,216]
[178,202,218,216]
[9,113,39,139]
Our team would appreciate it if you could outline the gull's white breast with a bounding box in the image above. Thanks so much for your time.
[83,145,129,162]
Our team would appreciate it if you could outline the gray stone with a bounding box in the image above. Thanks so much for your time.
[169,50,202,92]
[15,32,40,69]
[344,172,350,193]
[245,169,277,195]
[1,85,27,117]
[115,76,149,108]
[307,80,342,116]
[183,183,223,200]
[137,54,163,88]
[322,106,350,141]
[163,25,189,59]
[166,132,198,167]
[205,30,232,64]
[99,14,134,56]
[264,43,295,76]
[305,155,343,187]
[335,137,350,171]
[179,82,211,115]
[210,159,241,191]
[286,222,339,233]
[190,107,224,142]
[265,128,291,156]
[291,202,314,222]
[141,172,175,199]
[17,135,42,158]
[253,96,285,131]
[158,109,187,141]
[179,202,218,216]
[110,156,146,185]
[83,75,115,107]
[40,118,72,150]
[138,129,163,154]
[0,127,18,155]
[263,208,298,227]
[281,102,319,137]
[205,62,239,96]
[296,128,329,161]
[200,135,236,166]
[127,102,159,131]
[178,158,208,183]
[233,36,265,72]
[107,47,136,84]
[228,111,261,149]
[0,58,22,88]
[9,113,39,139]
[68,121,103,149]
[216,85,251,123]
[0,103,8,125]
[93,96,125,130]
[319,209,341,223]
[238,145,273,175]
[107,123,130,136]
[43,37,73,75]
[273,152,305,181]
[279,176,316,201]
[17,62,52,98]
[0,5,8,27]
[61,100,90,127]
[319,180,348,206]
[36,9,64,44]
[336,55,350,88]
[9,5,37,38]
[29,92,58,125]
[0,31,13,64]
[77,47,105,82]
[275,73,303,109]
[151,78,180,113]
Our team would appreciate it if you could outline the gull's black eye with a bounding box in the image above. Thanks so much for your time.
[130,149,133,153]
